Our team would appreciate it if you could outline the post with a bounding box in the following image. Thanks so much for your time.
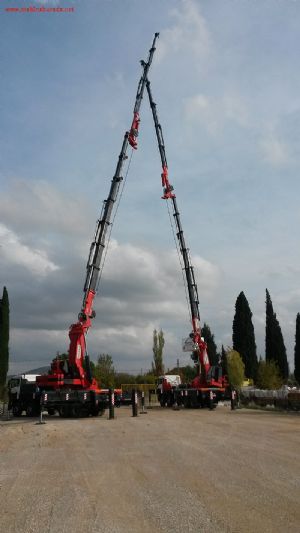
[109,388,115,420]
[231,389,236,411]
[209,389,214,411]
[131,388,138,417]
[140,390,147,414]
[36,391,46,425]
[173,390,180,410]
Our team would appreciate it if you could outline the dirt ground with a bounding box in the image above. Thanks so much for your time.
[0,405,299,533]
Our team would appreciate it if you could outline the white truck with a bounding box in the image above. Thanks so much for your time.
[8,374,41,416]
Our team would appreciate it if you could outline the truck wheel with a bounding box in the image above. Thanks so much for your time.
[59,406,71,418]
[47,408,55,416]
[71,405,82,418]
[26,404,36,417]
[12,404,23,417]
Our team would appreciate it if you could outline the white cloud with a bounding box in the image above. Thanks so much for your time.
[0,223,59,276]
[184,92,249,135]
[102,239,220,302]
[157,0,212,63]
[260,135,291,167]
[7,236,221,372]
[0,179,89,236]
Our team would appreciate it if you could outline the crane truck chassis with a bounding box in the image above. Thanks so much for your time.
[156,375,226,409]
[145,78,228,406]
[7,374,122,417]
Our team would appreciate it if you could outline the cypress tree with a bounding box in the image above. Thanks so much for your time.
[152,329,165,377]
[294,313,300,384]
[232,291,258,379]
[220,344,227,375]
[0,287,10,388]
[265,289,289,381]
[201,322,218,365]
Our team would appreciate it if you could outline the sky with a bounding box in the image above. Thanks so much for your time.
[1,0,300,375]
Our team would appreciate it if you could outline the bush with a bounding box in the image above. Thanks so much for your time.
[256,360,283,390]
[226,349,245,389]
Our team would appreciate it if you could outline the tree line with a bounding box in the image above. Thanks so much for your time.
[150,290,300,390]
[202,289,300,388]
[1,285,299,392]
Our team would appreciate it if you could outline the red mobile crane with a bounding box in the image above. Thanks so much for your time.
[32,34,160,417]
[145,78,227,408]
[9,34,225,416]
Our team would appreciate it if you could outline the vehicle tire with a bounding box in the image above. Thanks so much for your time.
[47,408,55,416]
[71,405,82,418]
[59,406,71,418]
[26,404,36,417]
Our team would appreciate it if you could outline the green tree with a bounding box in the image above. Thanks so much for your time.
[294,313,300,384]
[256,360,283,390]
[135,372,156,385]
[226,349,245,389]
[114,372,136,388]
[166,364,198,383]
[152,329,165,376]
[202,323,218,365]
[0,287,10,391]
[182,365,197,383]
[220,345,227,375]
[94,354,115,388]
[232,292,258,379]
[265,289,288,380]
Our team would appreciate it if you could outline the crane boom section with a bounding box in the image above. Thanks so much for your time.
[145,78,210,376]
[128,32,159,149]
[81,133,129,318]
[81,35,159,322]
[66,35,159,385]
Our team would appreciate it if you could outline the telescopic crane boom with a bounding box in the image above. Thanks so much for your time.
[145,78,211,381]
[38,34,159,391]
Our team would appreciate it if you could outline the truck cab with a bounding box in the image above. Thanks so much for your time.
[8,374,41,416]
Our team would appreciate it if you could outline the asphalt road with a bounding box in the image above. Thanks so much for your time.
[0,406,299,533]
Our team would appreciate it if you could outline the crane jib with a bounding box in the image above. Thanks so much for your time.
[145,76,211,376]
[81,35,159,317]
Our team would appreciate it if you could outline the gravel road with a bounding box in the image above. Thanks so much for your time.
[0,406,299,533]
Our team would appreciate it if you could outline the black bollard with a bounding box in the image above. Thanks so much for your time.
[131,388,138,417]
[109,388,115,420]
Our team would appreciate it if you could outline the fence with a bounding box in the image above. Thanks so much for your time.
[0,402,11,419]
[121,384,159,406]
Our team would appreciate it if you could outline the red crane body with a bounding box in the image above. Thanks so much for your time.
[37,34,159,397]
[36,33,226,414]
[145,78,226,398]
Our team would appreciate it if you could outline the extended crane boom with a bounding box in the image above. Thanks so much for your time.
[145,78,211,380]
[128,33,159,149]
[37,34,159,393]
